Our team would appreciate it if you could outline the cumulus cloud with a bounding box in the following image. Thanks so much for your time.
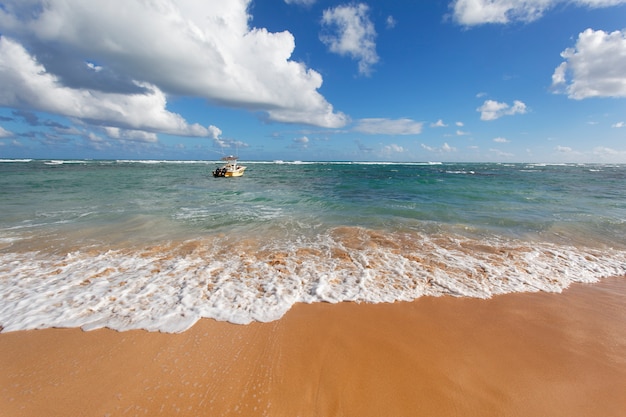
[613,122,625,128]
[493,137,510,143]
[0,37,212,137]
[206,124,241,149]
[354,118,423,135]
[551,29,626,99]
[208,125,223,140]
[0,0,346,129]
[450,0,626,26]
[320,3,379,76]
[477,100,527,121]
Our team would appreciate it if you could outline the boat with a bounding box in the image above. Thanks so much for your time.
[212,155,247,177]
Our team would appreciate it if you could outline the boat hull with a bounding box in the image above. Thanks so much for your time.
[224,168,245,177]
[213,166,246,177]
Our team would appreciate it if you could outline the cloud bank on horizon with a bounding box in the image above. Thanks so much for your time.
[0,0,625,161]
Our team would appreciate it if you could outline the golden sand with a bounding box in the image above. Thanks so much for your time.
[1,277,625,416]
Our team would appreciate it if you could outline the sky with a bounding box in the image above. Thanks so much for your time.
[0,0,626,163]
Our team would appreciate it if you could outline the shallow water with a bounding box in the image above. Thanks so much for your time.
[1,160,625,332]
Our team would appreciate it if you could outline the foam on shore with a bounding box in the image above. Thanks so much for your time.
[1,227,624,333]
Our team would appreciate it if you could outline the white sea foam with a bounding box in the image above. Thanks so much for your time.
[114,159,211,164]
[446,170,475,175]
[1,229,624,333]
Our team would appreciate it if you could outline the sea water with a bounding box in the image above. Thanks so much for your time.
[1,160,625,332]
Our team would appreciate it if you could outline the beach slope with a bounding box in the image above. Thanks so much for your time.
[2,277,625,417]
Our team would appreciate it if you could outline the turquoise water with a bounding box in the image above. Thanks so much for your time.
[1,160,625,332]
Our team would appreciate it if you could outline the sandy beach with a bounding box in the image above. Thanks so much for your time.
[2,276,625,417]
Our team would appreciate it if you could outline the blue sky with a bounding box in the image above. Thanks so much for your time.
[1,0,625,162]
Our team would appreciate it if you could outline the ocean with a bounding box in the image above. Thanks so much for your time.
[1,159,625,333]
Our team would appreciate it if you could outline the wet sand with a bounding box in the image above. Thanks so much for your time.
[1,276,625,417]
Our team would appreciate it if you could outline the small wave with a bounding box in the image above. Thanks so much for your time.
[446,170,475,175]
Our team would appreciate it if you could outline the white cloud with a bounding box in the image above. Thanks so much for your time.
[0,126,13,138]
[493,137,509,143]
[478,99,527,121]
[442,142,456,152]
[86,132,109,150]
[456,130,470,136]
[292,136,310,148]
[208,125,223,140]
[104,127,158,143]
[456,121,464,127]
[0,37,211,137]
[206,124,238,150]
[205,124,245,152]
[383,143,404,153]
[354,118,423,135]
[86,62,102,72]
[551,29,626,99]
[450,0,626,26]
[431,119,447,127]
[0,0,346,128]
[386,16,397,29]
[451,0,516,25]
[320,3,379,76]
[421,142,457,153]
[294,136,309,144]
[87,132,104,142]
[613,122,625,128]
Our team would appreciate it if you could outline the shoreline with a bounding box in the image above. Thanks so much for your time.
[2,276,626,416]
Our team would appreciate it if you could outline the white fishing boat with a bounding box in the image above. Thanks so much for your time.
[212,156,246,177]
